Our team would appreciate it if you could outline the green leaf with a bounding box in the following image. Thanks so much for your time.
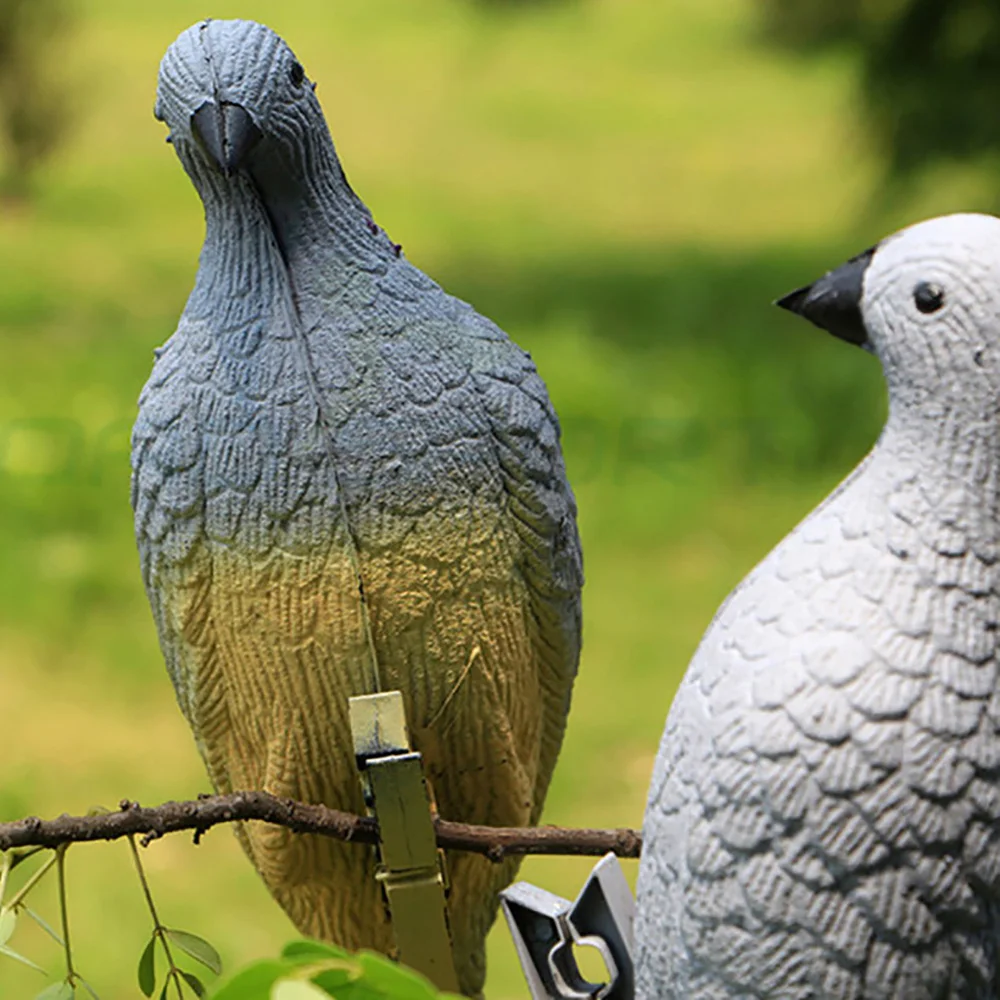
[180,971,205,997]
[207,959,290,1000]
[355,952,439,998]
[24,906,64,945]
[158,980,170,1000]
[270,981,330,1000]
[77,976,101,1000]
[308,966,357,994]
[280,941,351,965]
[165,929,223,976]
[34,982,74,1000]
[0,941,46,973]
[0,906,15,946]
[137,935,156,997]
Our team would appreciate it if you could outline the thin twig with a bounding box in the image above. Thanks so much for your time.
[0,792,642,863]
[5,851,58,911]
[127,836,164,939]
[129,836,184,1000]
[56,846,75,986]
[0,850,10,905]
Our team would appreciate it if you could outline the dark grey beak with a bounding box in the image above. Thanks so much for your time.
[191,101,262,174]
[776,246,877,347]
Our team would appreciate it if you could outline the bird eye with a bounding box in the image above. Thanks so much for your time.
[289,61,305,87]
[913,281,945,314]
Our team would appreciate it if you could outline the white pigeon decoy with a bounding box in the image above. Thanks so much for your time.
[636,213,1000,999]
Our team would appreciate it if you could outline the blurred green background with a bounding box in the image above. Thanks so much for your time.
[0,0,994,996]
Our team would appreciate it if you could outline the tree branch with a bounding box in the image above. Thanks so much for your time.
[0,792,642,863]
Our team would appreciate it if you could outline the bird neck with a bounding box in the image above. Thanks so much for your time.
[249,137,398,292]
[193,146,402,329]
[878,396,1000,522]
[188,181,281,323]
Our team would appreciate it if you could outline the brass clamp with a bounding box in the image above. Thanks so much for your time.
[349,690,459,994]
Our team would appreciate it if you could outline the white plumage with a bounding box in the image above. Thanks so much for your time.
[636,214,1000,999]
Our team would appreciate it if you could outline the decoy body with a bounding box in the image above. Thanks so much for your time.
[132,20,582,996]
[637,214,1000,999]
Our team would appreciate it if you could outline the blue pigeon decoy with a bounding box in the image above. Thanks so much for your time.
[131,20,583,997]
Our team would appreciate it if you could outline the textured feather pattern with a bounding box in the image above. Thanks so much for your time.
[134,22,582,998]
[636,215,1000,1000]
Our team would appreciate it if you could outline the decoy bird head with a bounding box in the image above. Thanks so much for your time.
[778,213,1000,405]
[155,19,332,195]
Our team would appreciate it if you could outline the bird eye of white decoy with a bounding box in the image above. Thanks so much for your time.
[913,281,945,314]
[289,61,305,88]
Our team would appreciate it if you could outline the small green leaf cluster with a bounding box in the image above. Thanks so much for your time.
[138,927,223,1000]
[0,848,99,999]
[33,982,75,1000]
[1,836,225,999]
[210,941,463,1000]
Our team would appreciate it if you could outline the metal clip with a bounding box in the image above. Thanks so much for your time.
[500,853,635,1000]
[349,691,459,993]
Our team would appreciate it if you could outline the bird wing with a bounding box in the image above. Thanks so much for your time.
[458,302,584,813]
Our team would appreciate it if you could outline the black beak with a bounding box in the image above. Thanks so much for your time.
[776,246,877,347]
[191,101,262,174]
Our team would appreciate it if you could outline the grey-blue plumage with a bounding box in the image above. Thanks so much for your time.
[636,213,1000,999]
[131,20,582,997]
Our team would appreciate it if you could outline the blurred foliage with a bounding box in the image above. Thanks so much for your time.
[2,0,983,995]
[758,0,1000,179]
[2,847,459,999]
[210,941,461,1000]
[472,0,568,8]
[0,0,76,199]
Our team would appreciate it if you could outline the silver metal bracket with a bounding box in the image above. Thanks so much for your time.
[500,853,635,1000]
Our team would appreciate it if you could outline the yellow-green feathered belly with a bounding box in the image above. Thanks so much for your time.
[152,510,548,995]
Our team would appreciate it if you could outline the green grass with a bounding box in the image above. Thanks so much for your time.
[0,0,992,997]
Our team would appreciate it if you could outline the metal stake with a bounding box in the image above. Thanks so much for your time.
[501,853,635,1000]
